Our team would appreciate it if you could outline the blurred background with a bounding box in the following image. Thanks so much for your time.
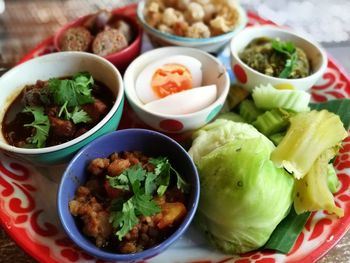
[0,0,349,70]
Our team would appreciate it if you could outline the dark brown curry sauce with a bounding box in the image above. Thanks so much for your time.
[2,77,115,148]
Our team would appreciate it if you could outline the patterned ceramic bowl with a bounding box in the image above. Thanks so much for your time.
[230,25,328,91]
[137,1,247,53]
[0,52,124,165]
[123,47,230,133]
[57,128,200,261]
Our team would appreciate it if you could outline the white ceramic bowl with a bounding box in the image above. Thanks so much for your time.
[230,25,328,91]
[124,47,230,133]
[0,52,124,165]
[137,1,248,53]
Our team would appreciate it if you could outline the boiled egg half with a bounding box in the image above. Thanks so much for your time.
[135,55,217,115]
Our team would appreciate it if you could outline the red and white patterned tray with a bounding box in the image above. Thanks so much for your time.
[1,4,350,263]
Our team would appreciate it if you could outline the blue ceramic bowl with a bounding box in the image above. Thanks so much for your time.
[0,52,124,165]
[57,129,200,261]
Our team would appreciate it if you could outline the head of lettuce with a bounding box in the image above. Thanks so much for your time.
[188,119,295,254]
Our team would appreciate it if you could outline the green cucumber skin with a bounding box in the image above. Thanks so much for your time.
[253,108,290,136]
[239,100,264,123]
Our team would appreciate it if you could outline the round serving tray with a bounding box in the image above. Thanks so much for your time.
[1,3,350,263]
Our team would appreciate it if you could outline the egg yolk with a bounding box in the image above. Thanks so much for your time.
[151,64,193,98]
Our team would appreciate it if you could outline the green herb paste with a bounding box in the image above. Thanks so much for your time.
[239,37,311,79]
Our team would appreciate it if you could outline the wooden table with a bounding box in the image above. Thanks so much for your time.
[0,1,350,262]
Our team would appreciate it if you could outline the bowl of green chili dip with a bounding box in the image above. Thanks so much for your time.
[230,25,327,91]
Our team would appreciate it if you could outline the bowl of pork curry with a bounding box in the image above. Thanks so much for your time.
[0,51,124,165]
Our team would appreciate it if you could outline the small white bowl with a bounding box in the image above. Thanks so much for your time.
[230,25,328,91]
[0,52,124,165]
[124,47,230,133]
[137,1,248,53]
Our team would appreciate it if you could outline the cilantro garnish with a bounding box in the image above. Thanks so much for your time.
[145,171,158,195]
[23,106,50,148]
[109,190,161,240]
[48,72,94,125]
[149,157,189,194]
[149,157,171,196]
[107,156,188,240]
[172,166,190,193]
[110,199,139,240]
[132,193,161,216]
[22,72,95,147]
[70,107,92,124]
[271,39,298,78]
[279,52,298,79]
[107,174,130,191]
[48,72,94,107]
[271,39,296,55]
[127,164,147,193]
[58,101,91,124]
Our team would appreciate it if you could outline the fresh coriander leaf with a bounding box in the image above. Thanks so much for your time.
[107,156,187,241]
[58,100,70,119]
[74,72,95,105]
[76,86,95,105]
[271,39,289,55]
[49,78,73,106]
[149,157,171,196]
[149,157,188,195]
[70,106,92,124]
[126,164,147,193]
[283,41,296,54]
[48,73,94,108]
[271,39,298,79]
[157,185,168,196]
[133,194,161,216]
[109,211,122,228]
[23,106,50,148]
[47,78,61,91]
[73,72,94,88]
[271,39,296,56]
[145,171,158,195]
[109,198,127,229]
[279,51,298,78]
[113,199,139,240]
[107,174,130,191]
[171,166,190,193]
[57,103,91,124]
[110,194,160,240]
[23,106,47,123]
[110,198,125,211]
[149,157,169,176]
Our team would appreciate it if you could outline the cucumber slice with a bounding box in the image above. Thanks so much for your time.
[252,84,311,112]
[239,100,264,123]
[252,108,291,136]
